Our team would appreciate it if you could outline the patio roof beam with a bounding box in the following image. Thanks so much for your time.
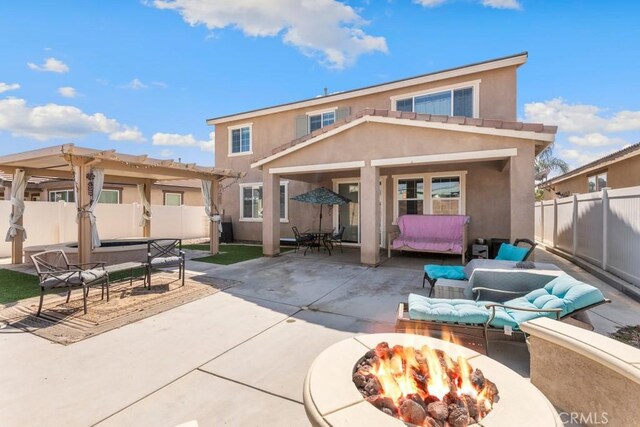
[268,161,365,175]
[371,148,518,168]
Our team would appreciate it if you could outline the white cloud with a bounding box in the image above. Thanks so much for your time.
[109,127,146,142]
[152,81,168,88]
[0,97,144,142]
[125,78,148,90]
[0,82,20,94]
[558,148,616,168]
[57,86,77,98]
[414,0,521,9]
[151,0,388,69]
[152,131,215,152]
[567,133,627,147]
[524,98,640,133]
[159,148,174,158]
[481,0,521,9]
[27,57,70,73]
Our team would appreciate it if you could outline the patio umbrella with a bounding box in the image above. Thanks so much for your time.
[290,187,351,233]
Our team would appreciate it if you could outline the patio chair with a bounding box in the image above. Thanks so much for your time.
[30,250,110,316]
[292,226,316,255]
[396,274,611,354]
[422,238,538,295]
[146,239,185,288]
[326,225,346,253]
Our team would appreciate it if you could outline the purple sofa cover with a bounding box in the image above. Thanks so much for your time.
[392,214,470,253]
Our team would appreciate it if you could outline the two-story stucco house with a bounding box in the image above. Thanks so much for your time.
[209,52,557,266]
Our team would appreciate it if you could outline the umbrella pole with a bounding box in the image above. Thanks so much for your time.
[319,204,322,233]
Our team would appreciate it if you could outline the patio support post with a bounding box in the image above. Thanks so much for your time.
[509,149,535,247]
[209,178,220,255]
[262,170,280,257]
[360,164,380,266]
[77,160,92,265]
[142,179,152,238]
[9,171,27,264]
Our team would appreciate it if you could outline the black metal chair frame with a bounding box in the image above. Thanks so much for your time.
[292,226,316,256]
[326,225,346,254]
[30,250,109,316]
[145,239,186,288]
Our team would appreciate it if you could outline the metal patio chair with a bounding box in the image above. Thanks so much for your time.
[292,226,316,255]
[30,250,109,316]
[327,225,346,253]
[145,239,186,288]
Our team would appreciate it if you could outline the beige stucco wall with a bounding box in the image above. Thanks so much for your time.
[542,154,640,199]
[220,122,535,244]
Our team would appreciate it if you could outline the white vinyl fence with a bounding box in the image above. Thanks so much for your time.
[0,201,210,257]
[534,186,640,286]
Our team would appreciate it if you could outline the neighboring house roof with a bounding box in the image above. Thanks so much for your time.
[541,142,640,186]
[252,108,557,169]
[207,52,528,125]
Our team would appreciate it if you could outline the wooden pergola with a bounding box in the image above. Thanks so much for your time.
[0,144,241,264]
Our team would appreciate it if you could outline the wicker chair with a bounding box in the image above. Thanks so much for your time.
[30,250,109,316]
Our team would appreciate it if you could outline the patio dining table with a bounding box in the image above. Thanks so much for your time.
[303,229,335,255]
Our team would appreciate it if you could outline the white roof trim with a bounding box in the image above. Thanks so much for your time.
[209,54,527,125]
[269,161,365,175]
[371,148,518,167]
[542,148,640,186]
[251,115,553,169]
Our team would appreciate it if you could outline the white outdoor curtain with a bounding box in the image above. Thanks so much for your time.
[75,168,105,248]
[5,169,30,242]
[201,180,222,235]
[136,183,152,227]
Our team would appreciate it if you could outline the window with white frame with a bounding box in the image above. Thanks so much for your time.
[394,173,465,220]
[588,172,607,192]
[395,87,474,117]
[240,182,288,221]
[164,192,183,206]
[49,189,75,203]
[397,178,424,216]
[308,110,335,133]
[98,189,120,204]
[229,124,252,155]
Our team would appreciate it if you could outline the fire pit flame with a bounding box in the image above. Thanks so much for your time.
[353,342,499,426]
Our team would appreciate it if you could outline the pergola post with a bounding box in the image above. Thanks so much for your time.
[360,164,381,266]
[209,179,220,255]
[76,161,92,265]
[262,169,280,257]
[143,180,152,238]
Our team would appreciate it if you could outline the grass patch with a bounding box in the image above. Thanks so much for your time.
[0,269,40,304]
[610,325,640,349]
[190,244,293,265]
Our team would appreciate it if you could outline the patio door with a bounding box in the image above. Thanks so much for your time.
[333,179,385,246]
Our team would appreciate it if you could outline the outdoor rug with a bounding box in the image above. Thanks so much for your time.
[0,273,241,345]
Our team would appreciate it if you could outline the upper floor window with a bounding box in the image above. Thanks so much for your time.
[309,110,335,133]
[395,87,474,117]
[229,123,252,155]
[588,172,607,192]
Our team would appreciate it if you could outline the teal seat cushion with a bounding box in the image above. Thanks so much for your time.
[495,243,529,261]
[485,275,606,329]
[424,265,466,280]
[408,293,489,324]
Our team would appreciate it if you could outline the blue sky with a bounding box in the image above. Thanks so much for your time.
[1,0,639,168]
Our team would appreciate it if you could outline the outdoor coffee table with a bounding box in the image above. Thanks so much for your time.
[105,261,146,285]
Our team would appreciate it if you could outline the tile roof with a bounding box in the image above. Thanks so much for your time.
[270,108,558,156]
[542,142,640,185]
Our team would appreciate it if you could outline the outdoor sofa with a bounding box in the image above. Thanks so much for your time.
[388,214,470,263]
[396,274,611,354]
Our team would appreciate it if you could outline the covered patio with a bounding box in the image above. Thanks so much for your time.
[252,109,556,266]
[0,144,241,264]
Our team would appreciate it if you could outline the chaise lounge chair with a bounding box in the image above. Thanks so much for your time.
[396,274,611,354]
[423,238,537,296]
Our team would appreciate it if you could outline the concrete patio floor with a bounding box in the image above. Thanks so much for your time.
[1,247,639,426]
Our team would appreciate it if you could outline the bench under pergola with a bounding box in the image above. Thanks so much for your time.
[0,144,241,264]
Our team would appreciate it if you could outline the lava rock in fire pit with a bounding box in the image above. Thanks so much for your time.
[398,399,427,425]
[407,393,427,412]
[363,377,382,396]
[366,396,397,417]
[448,405,474,427]
[461,394,479,419]
[427,401,448,422]
[470,368,485,389]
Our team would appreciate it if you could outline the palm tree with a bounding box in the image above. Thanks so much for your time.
[535,144,570,182]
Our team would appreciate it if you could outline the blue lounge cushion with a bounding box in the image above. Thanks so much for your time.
[495,243,529,262]
[408,293,489,324]
[424,265,466,280]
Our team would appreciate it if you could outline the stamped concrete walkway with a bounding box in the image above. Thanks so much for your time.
[1,247,638,426]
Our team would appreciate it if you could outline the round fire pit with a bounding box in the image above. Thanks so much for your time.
[303,333,562,427]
